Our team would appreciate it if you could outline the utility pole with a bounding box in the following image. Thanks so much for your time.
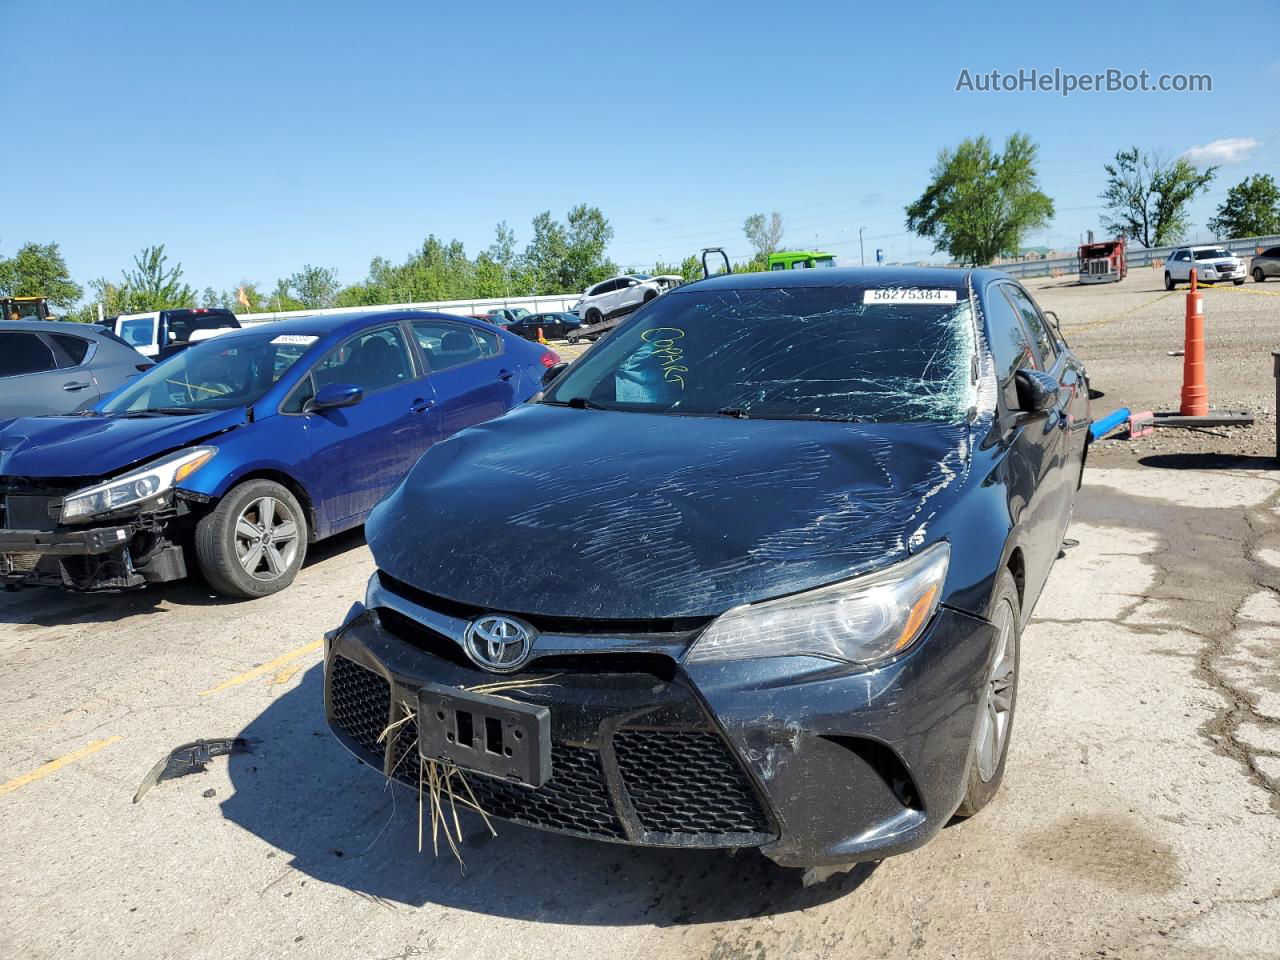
[859,227,866,266]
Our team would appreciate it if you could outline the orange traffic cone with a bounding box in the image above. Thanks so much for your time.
[1179,270,1208,416]
[1153,268,1251,430]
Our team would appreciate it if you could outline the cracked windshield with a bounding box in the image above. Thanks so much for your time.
[546,286,977,422]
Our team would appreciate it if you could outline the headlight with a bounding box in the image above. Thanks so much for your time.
[685,542,949,666]
[61,446,217,523]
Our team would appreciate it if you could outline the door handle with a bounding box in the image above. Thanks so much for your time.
[62,381,92,391]
[497,369,514,381]
[410,398,435,413]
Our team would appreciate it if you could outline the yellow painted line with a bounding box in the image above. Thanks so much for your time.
[1209,285,1280,298]
[1072,289,1179,332]
[0,736,122,798]
[199,640,323,697]
[267,662,302,687]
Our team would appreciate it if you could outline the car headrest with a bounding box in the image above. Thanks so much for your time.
[441,330,474,353]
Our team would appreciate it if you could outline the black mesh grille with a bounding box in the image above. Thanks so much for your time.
[614,730,769,835]
[329,653,771,845]
[390,716,626,840]
[329,657,390,757]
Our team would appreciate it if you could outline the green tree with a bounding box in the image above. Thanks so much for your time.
[1099,147,1216,248]
[287,264,339,308]
[523,211,569,294]
[472,252,508,298]
[560,204,616,292]
[118,245,195,311]
[523,206,616,294]
[1208,174,1280,239]
[677,254,702,283]
[334,282,382,307]
[0,241,83,308]
[201,287,225,309]
[743,212,784,259]
[486,221,519,297]
[906,133,1054,265]
[268,279,305,312]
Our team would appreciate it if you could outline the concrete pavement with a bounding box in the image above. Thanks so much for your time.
[1,467,1278,960]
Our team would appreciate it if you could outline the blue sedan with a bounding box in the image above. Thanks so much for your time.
[0,310,558,597]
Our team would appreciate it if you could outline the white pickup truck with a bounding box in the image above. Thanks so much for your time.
[114,308,241,359]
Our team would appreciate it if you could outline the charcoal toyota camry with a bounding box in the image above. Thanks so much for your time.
[324,267,1089,869]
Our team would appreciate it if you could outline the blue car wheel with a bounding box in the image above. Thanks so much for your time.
[194,478,309,599]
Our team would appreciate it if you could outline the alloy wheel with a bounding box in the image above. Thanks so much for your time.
[233,496,300,581]
[975,599,1016,782]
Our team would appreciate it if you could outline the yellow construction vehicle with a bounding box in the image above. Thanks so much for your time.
[1,296,53,322]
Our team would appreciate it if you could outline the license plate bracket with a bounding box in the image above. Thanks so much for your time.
[416,682,551,788]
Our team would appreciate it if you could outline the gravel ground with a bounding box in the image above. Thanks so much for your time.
[1023,271,1280,465]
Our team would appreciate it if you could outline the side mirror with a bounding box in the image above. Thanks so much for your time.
[308,382,363,411]
[1013,369,1059,416]
[542,361,569,387]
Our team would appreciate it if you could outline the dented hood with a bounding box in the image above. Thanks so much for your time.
[0,408,246,480]
[367,404,972,620]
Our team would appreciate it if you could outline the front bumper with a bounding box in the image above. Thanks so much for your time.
[0,522,186,590]
[324,579,998,867]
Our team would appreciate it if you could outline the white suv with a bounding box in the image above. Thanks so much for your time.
[1164,246,1246,289]
[572,274,682,326]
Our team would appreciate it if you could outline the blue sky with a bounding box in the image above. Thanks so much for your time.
[3,0,1278,296]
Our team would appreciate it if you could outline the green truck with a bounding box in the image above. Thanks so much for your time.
[767,251,837,271]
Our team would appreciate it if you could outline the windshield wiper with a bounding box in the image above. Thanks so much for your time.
[564,396,609,410]
[716,407,751,419]
[118,407,209,417]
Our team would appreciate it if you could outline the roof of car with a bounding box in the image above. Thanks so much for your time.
[677,265,1003,292]
[219,309,481,341]
[0,319,110,334]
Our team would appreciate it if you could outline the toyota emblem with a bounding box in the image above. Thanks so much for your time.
[463,614,536,673]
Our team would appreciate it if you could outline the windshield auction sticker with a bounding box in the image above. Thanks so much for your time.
[863,289,958,305]
[271,335,318,345]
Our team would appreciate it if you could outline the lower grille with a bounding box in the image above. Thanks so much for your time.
[327,654,772,846]
[388,715,626,839]
[329,657,390,757]
[614,730,770,835]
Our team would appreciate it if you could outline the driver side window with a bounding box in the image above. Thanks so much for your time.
[313,326,413,392]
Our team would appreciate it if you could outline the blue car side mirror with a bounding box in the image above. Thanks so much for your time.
[308,383,364,412]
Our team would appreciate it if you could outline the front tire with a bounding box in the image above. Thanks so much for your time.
[1254,268,1266,283]
[956,569,1021,817]
[1164,272,1175,290]
[1234,278,1245,286]
[195,479,308,598]
[585,309,602,327]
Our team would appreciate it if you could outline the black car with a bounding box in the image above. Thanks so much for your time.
[506,311,584,342]
[324,267,1089,870]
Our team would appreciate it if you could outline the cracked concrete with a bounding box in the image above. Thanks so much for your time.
[0,468,1277,959]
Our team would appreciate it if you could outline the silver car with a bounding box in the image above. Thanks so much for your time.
[0,321,150,417]
[1250,245,1280,283]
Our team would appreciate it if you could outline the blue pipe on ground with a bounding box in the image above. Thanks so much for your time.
[1088,407,1131,441]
